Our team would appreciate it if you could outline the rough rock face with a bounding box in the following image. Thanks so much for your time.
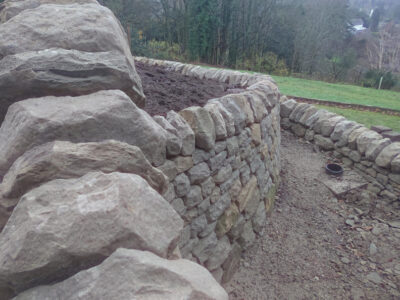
[0,90,166,176]
[0,172,183,296]
[0,0,99,22]
[0,140,168,199]
[0,1,145,123]
[14,249,229,300]
[0,49,143,122]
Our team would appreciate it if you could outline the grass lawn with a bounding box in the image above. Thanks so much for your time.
[272,75,400,111]
[315,105,400,132]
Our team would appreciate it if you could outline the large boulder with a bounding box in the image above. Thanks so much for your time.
[0,172,183,296]
[0,0,99,22]
[0,2,145,121]
[356,130,383,155]
[375,142,400,168]
[0,49,144,124]
[14,249,229,300]
[0,140,168,200]
[0,90,167,176]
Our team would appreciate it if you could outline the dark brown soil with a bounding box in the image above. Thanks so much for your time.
[136,62,242,116]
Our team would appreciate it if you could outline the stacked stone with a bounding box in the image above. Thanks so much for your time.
[0,1,228,299]
[139,58,282,284]
[281,98,400,206]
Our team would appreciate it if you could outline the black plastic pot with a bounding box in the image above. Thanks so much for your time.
[325,163,343,176]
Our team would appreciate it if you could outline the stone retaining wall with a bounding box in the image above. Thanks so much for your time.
[136,57,282,283]
[280,97,400,206]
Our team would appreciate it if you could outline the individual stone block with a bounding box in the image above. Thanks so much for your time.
[191,214,208,238]
[208,193,232,222]
[247,92,268,123]
[204,103,228,141]
[0,90,167,176]
[216,203,240,238]
[320,115,345,137]
[312,113,338,134]
[188,162,211,184]
[167,110,196,156]
[237,176,258,212]
[371,125,392,133]
[252,201,267,233]
[0,140,168,200]
[221,243,242,284]
[314,135,334,150]
[205,236,232,271]
[158,160,178,182]
[208,100,236,137]
[215,141,227,153]
[356,130,383,155]
[212,96,246,132]
[391,154,400,174]
[209,151,228,172]
[179,107,216,151]
[331,120,360,142]
[192,232,218,264]
[173,156,194,174]
[184,185,203,209]
[376,143,400,168]
[153,115,182,157]
[226,136,239,156]
[213,165,233,185]
[298,106,318,126]
[348,127,369,150]
[280,99,297,118]
[382,131,400,142]
[250,123,262,146]
[238,221,256,249]
[289,103,310,122]
[365,138,392,161]
[13,249,229,300]
[0,172,183,296]
[174,173,191,197]
[291,123,306,137]
[201,177,216,198]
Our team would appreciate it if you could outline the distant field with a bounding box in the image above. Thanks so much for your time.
[272,75,400,111]
[315,105,400,132]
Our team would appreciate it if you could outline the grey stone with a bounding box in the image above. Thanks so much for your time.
[320,115,345,137]
[226,136,239,156]
[208,193,232,222]
[188,162,211,184]
[391,154,400,173]
[163,183,176,202]
[192,148,213,164]
[348,127,369,150]
[201,177,216,198]
[212,96,246,132]
[221,243,242,284]
[219,170,240,194]
[371,125,392,133]
[356,130,383,155]
[375,143,400,168]
[228,215,246,240]
[304,109,330,129]
[238,221,256,249]
[208,100,235,137]
[198,197,211,215]
[280,99,297,118]
[0,173,183,296]
[291,123,306,137]
[173,156,194,174]
[171,198,186,217]
[158,160,178,182]
[209,151,228,172]
[215,141,227,153]
[205,236,232,271]
[298,106,318,126]
[349,150,361,162]
[180,238,198,258]
[210,187,221,204]
[192,232,218,264]
[180,107,216,151]
[382,131,400,142]
[0,91,167,176]
[184,186,203,209]
[281,117,291,130]
[200,221,217,238]
[214,165,233,184]
[366,272,382,284]
[247,92,268,122]
[1,140,168,200]
[204,103,228,141]
[179,226,192,248]
[13,249,229,300]
[167,110,195,156]
[305,130,315,141]
[335,124,363,147]
[153,115,182,156]
[174,173,191,197]
[376,173,388,185]
[191,214,208,238]
[331,120,360,142]
[369,243,378,256]
[314,135,334,150]
[252,201,267,233]
[289,103,310,122]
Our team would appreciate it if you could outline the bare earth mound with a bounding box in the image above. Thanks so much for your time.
[225,130,400,299]
[136,62,242,116]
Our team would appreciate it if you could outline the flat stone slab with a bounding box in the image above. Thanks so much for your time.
[370,125,392,133]
[322,171,368,197]
[382,131,400,142]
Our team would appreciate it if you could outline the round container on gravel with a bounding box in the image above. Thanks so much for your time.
[325,163,343,176]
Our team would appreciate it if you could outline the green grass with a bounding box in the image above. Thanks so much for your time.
[272,75,400,111]
[315,105,400,132]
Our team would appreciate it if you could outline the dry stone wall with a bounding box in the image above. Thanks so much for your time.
[280,98,400,207]
[0,1,281,297]
[136,57,282,283]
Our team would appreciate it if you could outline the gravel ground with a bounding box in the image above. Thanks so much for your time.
[225,130,400,300]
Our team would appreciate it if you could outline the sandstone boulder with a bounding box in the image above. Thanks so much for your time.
[330,120,360,142]
[0,0,99,22]
[365,138,392,161]
[0,49,145,124]
[0,140,168,199]
[153,115,182,157]
[179,107,216,151]
[0,172,183,296]
[204,103,228,141]
[14,248,228,300]
[0,2,144,108]
[375,143,400,168]
[0,90,166,176]
[280,99,297,118]
[166,110,196,156]
[356,130,383,155]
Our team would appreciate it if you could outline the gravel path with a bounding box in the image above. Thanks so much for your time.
[225,130,400,300]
